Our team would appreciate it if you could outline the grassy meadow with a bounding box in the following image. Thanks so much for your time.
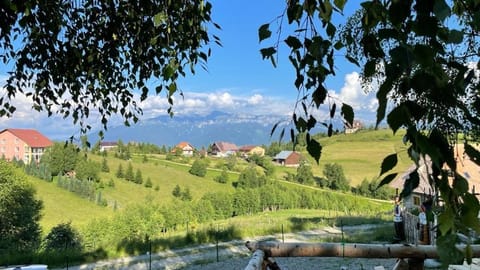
[28,129,409,235]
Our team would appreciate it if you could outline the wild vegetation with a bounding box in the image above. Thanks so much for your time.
[0,129,404,266]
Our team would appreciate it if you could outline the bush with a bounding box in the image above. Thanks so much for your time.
[189,159,207,177]
[43,222,82,251]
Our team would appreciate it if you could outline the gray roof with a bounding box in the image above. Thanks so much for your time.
[274,150,293,160]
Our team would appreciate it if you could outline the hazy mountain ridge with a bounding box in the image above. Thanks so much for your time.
[100,111,296,147]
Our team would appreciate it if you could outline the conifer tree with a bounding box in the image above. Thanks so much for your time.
[134,169,143,184]
[125,162,134,181]
[115,164,124,178]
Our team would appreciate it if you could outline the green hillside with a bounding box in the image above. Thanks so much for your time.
[28,129,409,233]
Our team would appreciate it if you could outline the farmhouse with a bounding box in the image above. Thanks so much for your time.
[0,128,53,164]
[173,141,195,156]
[273,150,302,167]
[210,141,238,157]
[238,145,265,157]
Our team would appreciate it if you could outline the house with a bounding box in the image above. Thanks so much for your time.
[173,141,195,156]
[345,120,363,134]
[210,141,238,157]
[99,141,117,152]
[390,144,480,210]
[238,145,265,157]
[273,150,302,167]
[0,128,53,164]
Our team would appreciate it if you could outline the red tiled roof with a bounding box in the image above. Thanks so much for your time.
[176,141,193,149]
[1,128,53,147]
[239,145,255,152]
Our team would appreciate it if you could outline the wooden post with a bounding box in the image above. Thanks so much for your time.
[245,249,266,270]
[245,241,480,259]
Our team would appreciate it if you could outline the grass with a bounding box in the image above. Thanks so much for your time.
[28,129,409,236]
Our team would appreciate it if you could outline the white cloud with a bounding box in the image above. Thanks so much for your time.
[333,71,377,112]
[248,94,263,105]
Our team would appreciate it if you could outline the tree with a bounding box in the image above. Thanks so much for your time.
[144,177,153,188]
[236,166,267,189]
[3,0,480,264]
[295,161,314,186]
[43,222,82,251]
[0,161,43,253]
[75,159,100,182]
[0,1,219,134]
[259,1,480,264]
[101,157,110,173]
[125,162,134,182]
[172,184,182,198]
[41,142,79,176]
[134,169,143,184]
[189,159,207,177]
[214,169,229,184]
[323,163,349,191]
[115,164,124,179]
[181,187,192,201]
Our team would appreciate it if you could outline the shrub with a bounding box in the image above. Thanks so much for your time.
[189,159,207,177]
[43,222,82,251]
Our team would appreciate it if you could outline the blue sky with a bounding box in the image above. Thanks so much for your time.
[0,1,377,140]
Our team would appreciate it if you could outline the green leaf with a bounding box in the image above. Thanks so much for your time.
[260,47,277,59]
[153,12,167,27]
[329,103,336,118]
[364,60,376,77]
[258,23,271,42]
[306,138,322,164]
[400,170,419,199]
[447,30,463,44]
[437,234,464,267]
[334,0,346,11]
[433,0,451,22]
[380,153,398,176]
[387,104,408,134]
[285,36,302,50]
[341,103,354,127]
[378,173,398,187]
[312,85,327,107]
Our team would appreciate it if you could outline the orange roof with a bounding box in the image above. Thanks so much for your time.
[1,128,53,147]
[176,141,193,149]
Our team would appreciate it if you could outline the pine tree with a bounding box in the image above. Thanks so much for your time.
[125,162,134,181]
[144,177,153,188]
[101,157,110,172]
[134,169,143,184]
[115,164,124,178]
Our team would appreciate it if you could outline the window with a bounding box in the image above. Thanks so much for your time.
[15,146,19,153]
[15,138,19,144]
[413,195,421,206]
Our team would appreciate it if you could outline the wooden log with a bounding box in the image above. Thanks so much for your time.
[245,241,480,259]
[245,249,266,270]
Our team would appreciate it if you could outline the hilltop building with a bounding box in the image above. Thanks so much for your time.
[0,128,53,163]
[99,141,117,152]
[344,120,363,134]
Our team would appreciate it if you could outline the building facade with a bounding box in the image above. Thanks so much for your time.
[0,128,53,164]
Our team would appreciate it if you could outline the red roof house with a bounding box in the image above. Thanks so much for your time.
[210,141,238,157]
[173,141,195,156]
[0,128,53,163]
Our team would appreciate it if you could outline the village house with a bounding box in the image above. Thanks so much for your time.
[238,145,265,158]
[99,141,117,152]
[0,128,53,164]
[390,144,480,210]
[210,141,238,157]
[344,120,363,134]
[273,150,302,167]
[173,141,195,156]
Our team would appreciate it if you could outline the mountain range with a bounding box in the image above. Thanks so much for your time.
[99,111,301,148]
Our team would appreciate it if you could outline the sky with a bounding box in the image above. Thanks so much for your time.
[0,1,377,141]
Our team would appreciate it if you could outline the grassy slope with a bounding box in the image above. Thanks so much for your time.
[309,128,410,186]
[30,129,409,232]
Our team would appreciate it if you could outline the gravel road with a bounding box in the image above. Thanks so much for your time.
[53,225,450,270]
